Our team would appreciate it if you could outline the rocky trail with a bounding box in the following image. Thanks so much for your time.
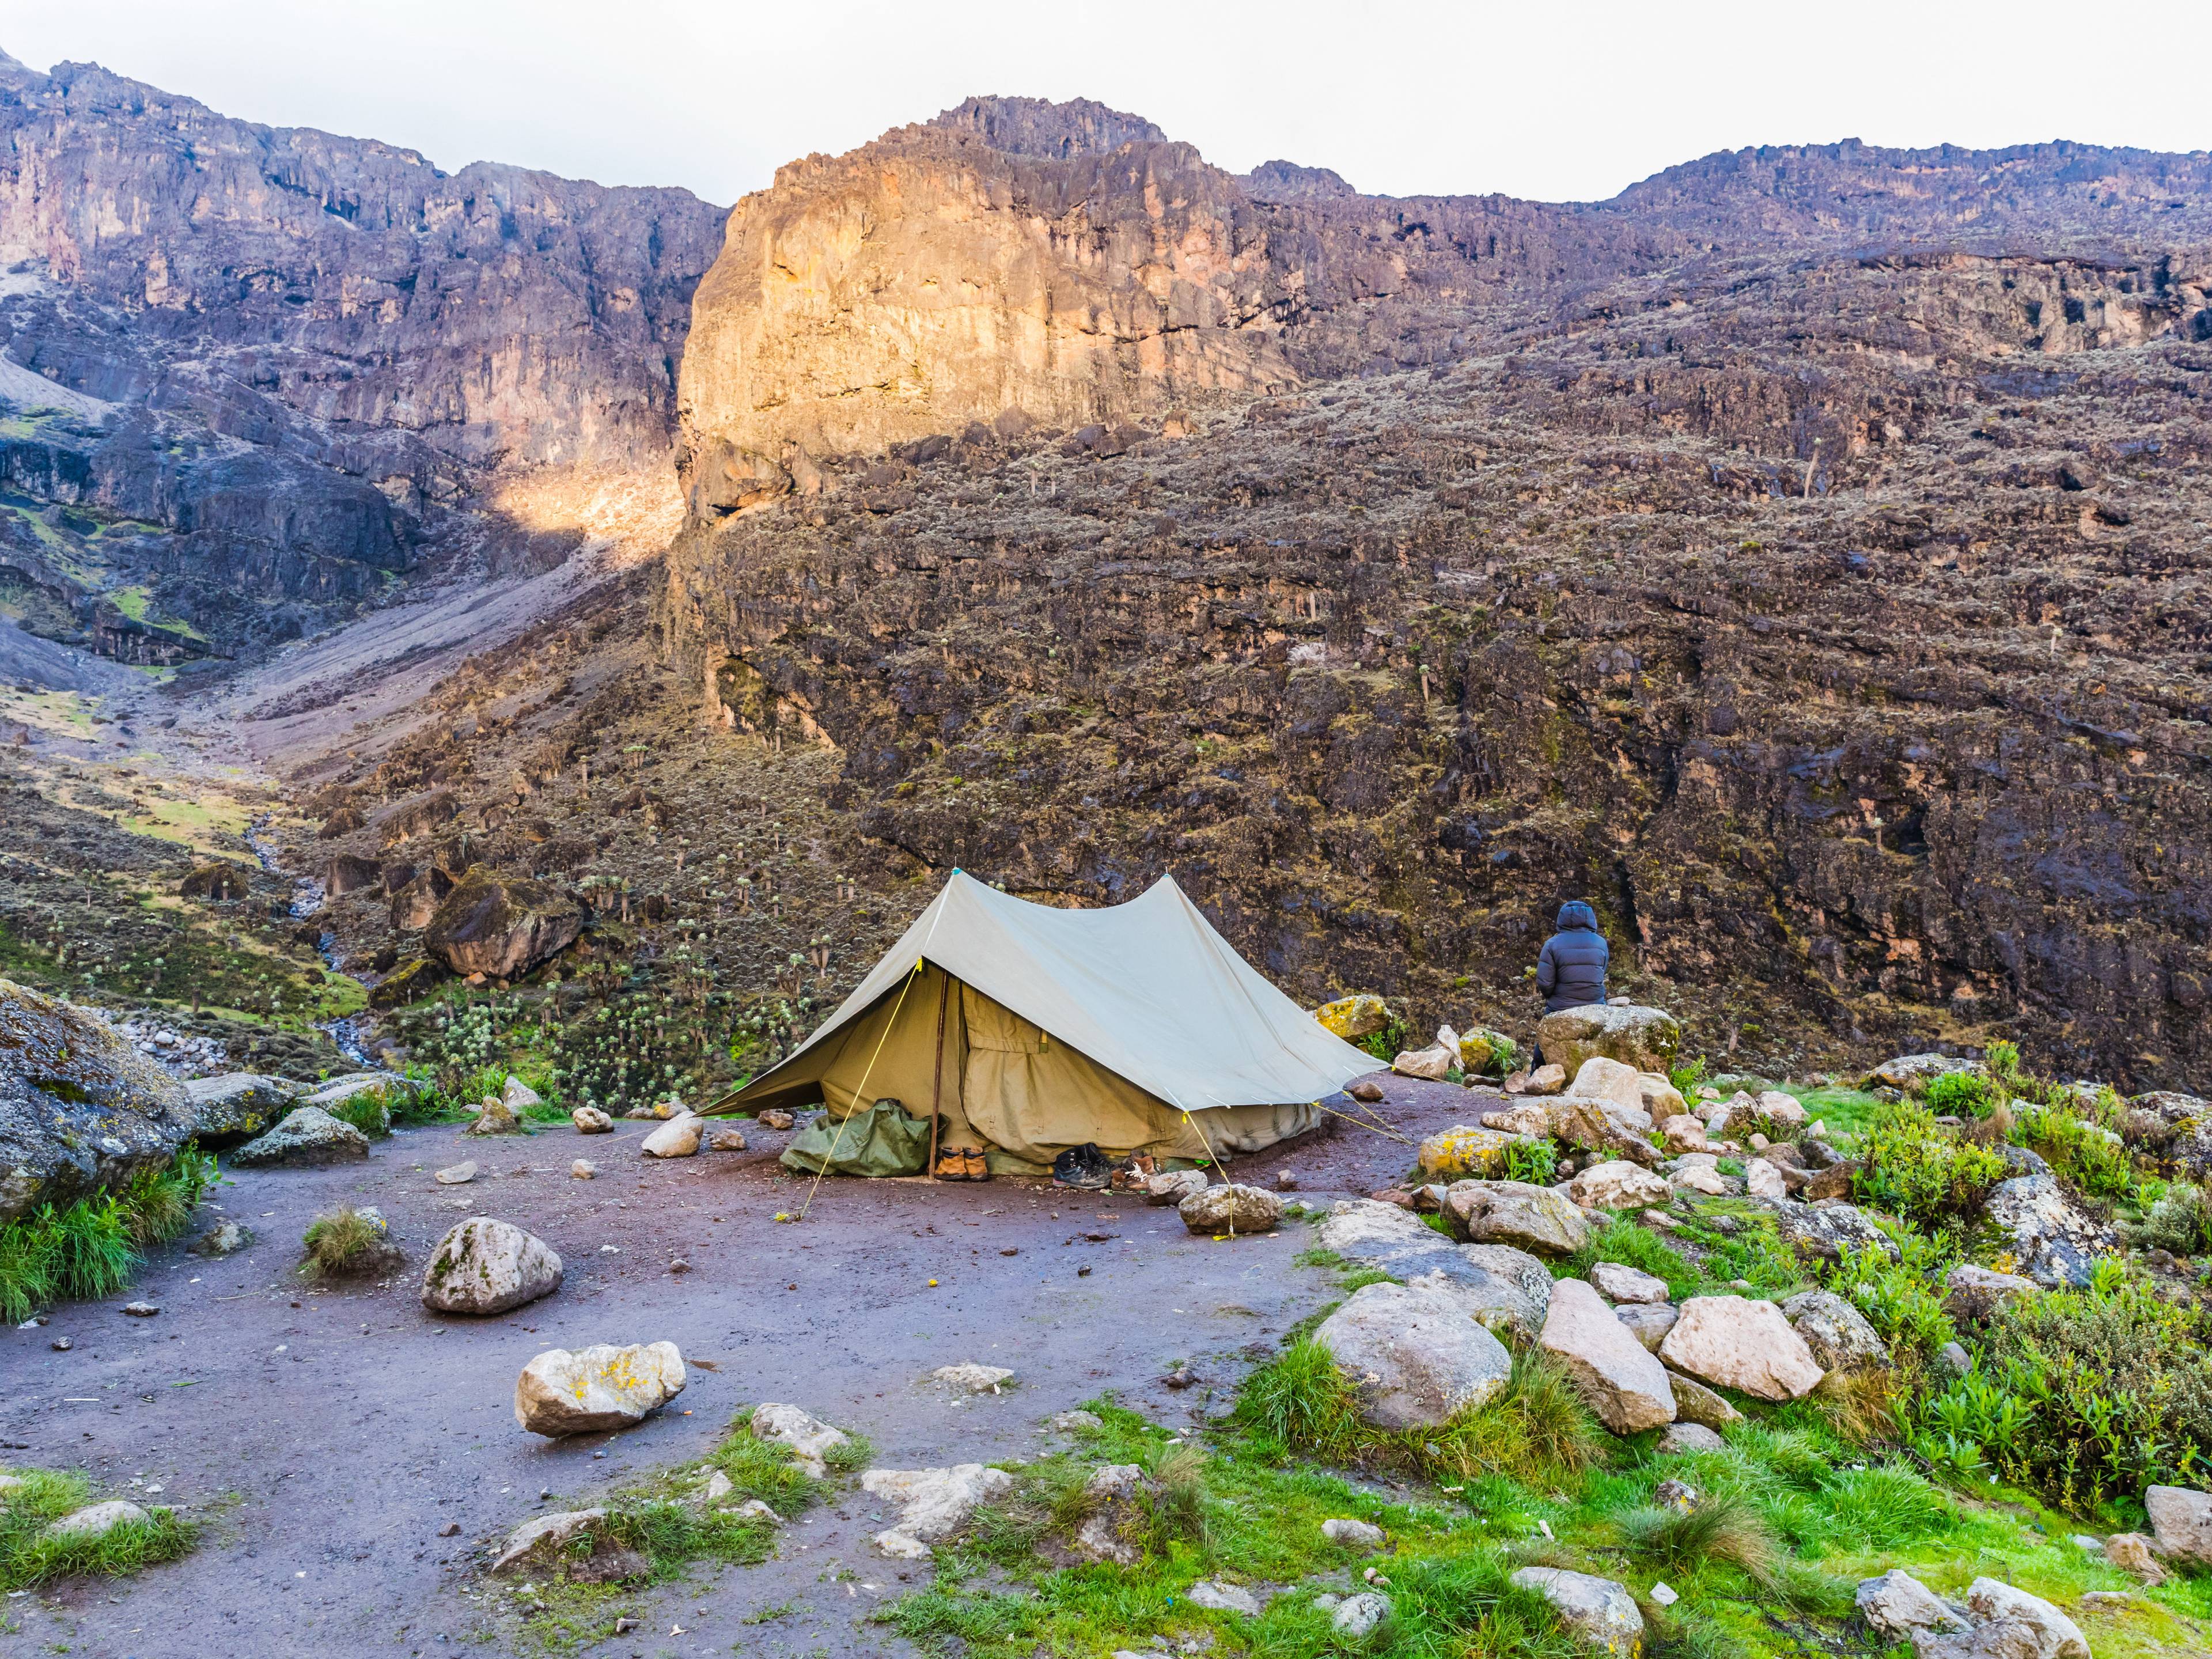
[0,1077,1463,1657]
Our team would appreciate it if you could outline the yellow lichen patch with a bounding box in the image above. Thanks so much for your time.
[1314,993,1388,1041]
[1415,1124,1529,1182]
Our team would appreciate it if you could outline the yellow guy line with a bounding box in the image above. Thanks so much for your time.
[796,962,921,1222]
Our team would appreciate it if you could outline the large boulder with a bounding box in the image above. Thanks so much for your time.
[1535,1003,1680,1078]
[324,853,382,897]
[1980,1173,2109,1289]
[1781,1289,1890,1370]
[1538,1277,1676,1433]
[388,867,457,932]
[1659,1296,1824,1402]
[1863,1054,1981,1092]
[1416,1125,1539,1183]
[1550,1097,1661,1168]
[0,978,197,1222]
[1404,1243,1555,1344]
[420,1217,563,1315]
[641,1112,705,1157]
[422,865,584,979]
[184,1073,305,1147]
[2145,1484,2212,1567]
[1312,1281,1514,1429]
[1856,1569,1965,1641]
[514,1342,686,1436]
[1912,1579,2089,1659]
[862,1464,1015,1559]
[1569,1160,1672,1211]
[1510,1567,1646,1654]
[228,1106,372,1168]
[1443,1179,1592,1256]
[1179,1183,1282,1234]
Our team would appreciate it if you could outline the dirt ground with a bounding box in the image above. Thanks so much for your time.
[0,1075,1494,1658]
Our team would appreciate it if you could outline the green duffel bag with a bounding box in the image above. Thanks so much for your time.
[777,1097,933,1177]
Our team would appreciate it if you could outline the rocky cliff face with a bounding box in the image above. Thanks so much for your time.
[0,50,725,659]
[657,103,2212,1087]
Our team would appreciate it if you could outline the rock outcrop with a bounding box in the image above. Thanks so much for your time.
[422,866,584,980]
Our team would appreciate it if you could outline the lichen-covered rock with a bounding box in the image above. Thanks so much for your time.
[514,1341,686,1436]
[1442,1179,1592,1256]
[1781,1289,1889,1369]
[1770,1202,1900,1264]
[1539,1277,1676,1433]
[1659,1296,1824,1401]
[1457,1028,1516,1077]
[1944,1263,2041,1321]
[184,1072,305,1147]
[368,956,448,1007]
[420,1216,562,1315]
[1981,1172,2110,1288]
[1416,1124,1537,1183]
[1510,1567,1646,1654]
[180,862,251,901]
[422,865,584,979]
[229,1105,372,1168]
[1664,1370,1744,1429]
[1179,1182,1282,1233]
[1535,1003,1680,1078]
[1313,994,1389,1040]
[1313,1280,1514,1429]
[0,978,198,1222]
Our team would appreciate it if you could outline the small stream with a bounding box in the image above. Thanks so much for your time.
[244,813,374,1069]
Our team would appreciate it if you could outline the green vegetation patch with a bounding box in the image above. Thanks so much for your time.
[0,1149,214,1324]
[0,1466,198,1592]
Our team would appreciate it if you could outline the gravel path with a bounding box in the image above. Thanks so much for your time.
[0,1074,1494,1657]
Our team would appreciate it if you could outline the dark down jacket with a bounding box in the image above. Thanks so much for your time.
[1535,901,1609,1013]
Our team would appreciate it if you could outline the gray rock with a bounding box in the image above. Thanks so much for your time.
[861,1464,1016,1559]
[1320,1516,1386,1551]
[2146,1483,2212,1567]
[1185,1580,1265,1616]
[490,1508,608,1573]
[1313,1281,1514,1429]
[752,1403,852,1478]
[1856,1568,1964,1639]
[1144,1169,1209,1205]
[1332,1591,1391,1637]
[1442,1179,1592,1256]
[1657,1422,1726,1453]
[1614,1301,1680,1352]
[1,978,198,1223]
[229,1105,372,1168]
[1570,1160,1672,1210]
[1510,1567,1646,1654]
[187,1218,252,1256]
[1534,1003,1681,1077]
[1071,1464,1150,1565]
[1770,1202,1900,1264]
[1180,1183,1283,1234]
[1046,1409,1103,1433]
[1944,1264,2041,1321]
[1937,1341,1973,1378]
[1539,1277,1676,1433]
[1863,1054,1981,1091]
[1660,1296,1825,1402]
[419,1216,562,1315]
[1781,1289,1891,1369]
[1917,1578,2090,1659]
[1664,1370,1745,1429]
[1590,1261,1671,1304]
[1982,1174,2110,1289]
[184,1072,305,1146]
[46,1499,150,1539]
[1399,1242,1555,1344]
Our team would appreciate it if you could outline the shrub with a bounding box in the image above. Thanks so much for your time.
[1500,1137,1559,1186]
[0,1465,197,1591]
[1853,1101,2009,1227]
[2008,1101,2134,1202]
[1922,1069,1990,1116]
[2128,1181,2212,1256]
[1985,1040,2020,1082]
[1823,1235,1957,1364]
[1978,1282,2212,1512]
[0,1150,214,1324]
[1669,1054,1710,1099]
[300,1206,401,1278]
[1355,1012,1411,1065]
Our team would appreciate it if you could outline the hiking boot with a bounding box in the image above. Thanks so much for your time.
[933,1148,969,1181]
[1051,1142,1112,1190]
[961,1149,990,1181]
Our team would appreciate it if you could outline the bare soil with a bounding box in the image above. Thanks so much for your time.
[0,1075,1484,1657]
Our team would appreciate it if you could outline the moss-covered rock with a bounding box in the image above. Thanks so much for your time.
[0,978,197,1224]
[183,1073,306,1147]
[1313,994,1389,1041]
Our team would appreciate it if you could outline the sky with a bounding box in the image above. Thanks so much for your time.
[5,2,2206,209]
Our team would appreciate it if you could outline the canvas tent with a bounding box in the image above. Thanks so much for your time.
[710,871,1374,1172]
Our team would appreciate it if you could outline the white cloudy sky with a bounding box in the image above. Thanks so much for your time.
[6,2,2205,207]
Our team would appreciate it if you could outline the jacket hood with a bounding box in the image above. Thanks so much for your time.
[1555,901,1600,932]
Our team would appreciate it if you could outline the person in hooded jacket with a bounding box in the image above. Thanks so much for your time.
[1533,903,1609,1063]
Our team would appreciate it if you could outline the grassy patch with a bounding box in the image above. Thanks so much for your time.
[0,1149,214,1323]
[0,1467,197,1591]
[501,1407,867,1653]
[299,1206,400,1279]
[1559,1215,1702,1300]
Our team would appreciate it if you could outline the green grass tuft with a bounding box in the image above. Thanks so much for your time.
[0,1149,213,1323]
[0,1466,198,1592]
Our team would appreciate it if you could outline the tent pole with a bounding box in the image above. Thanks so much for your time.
[928,971,950,1180]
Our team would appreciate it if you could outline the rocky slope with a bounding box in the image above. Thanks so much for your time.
[0,49,725,660]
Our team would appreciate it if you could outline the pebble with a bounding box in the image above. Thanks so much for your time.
[51,1336,72,1351]
[1650,1581,1679,1607]
[571,1160,597,1179]
[121,1302,160,1318]
[434,1161,478,1185]
[438,1521,460,1537]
